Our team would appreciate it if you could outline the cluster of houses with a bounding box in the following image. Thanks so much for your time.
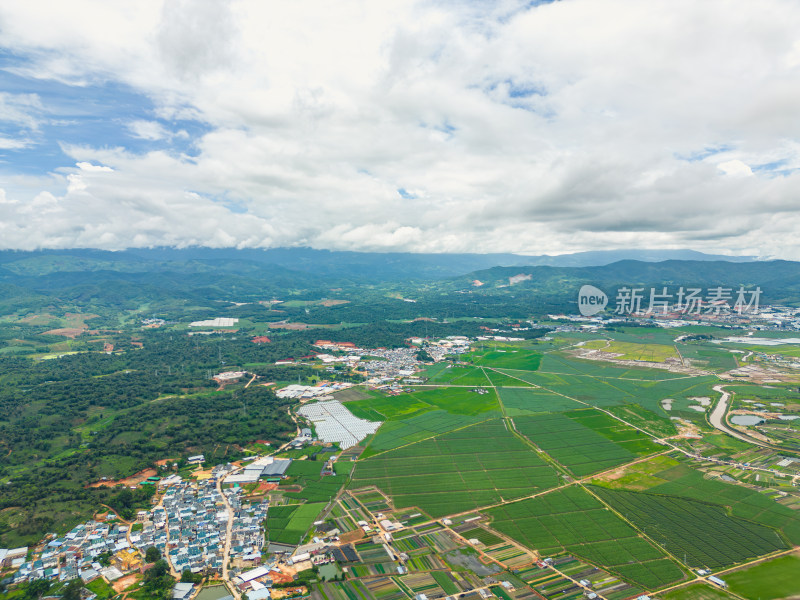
[4,519,141,585]
[2,465,279,592]
[161,477,266,575]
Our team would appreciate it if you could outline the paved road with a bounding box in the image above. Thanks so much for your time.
[218,469,242,600]
[709,384,772,448]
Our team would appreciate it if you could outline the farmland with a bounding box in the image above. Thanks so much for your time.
[591,487,788,569]
[582,339,680,362]
[485,487,685,589]
[351,419,560,517]
[725,553,800,599]
[338,330,800,596]
[513,410,662,477]
[266,502,327,545]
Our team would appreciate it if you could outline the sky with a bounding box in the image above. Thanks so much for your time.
[1,1,800,256]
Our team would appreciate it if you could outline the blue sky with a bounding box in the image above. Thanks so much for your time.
[0,54,210,175]
[1,0,800,257]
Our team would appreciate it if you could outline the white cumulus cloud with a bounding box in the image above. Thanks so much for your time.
[0,0,799,256]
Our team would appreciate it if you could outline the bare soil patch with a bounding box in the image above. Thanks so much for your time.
[321,299,350,307]
[88,468,157,488]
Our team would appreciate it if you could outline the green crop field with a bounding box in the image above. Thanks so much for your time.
[266,502,326,545]
[460,527,504,546]
[592,487,788,569]
[282,460,348,503]
[647,464,800,545]
[583,340,680,362]
[591,455,681,491]
[362,410,498,455]
[352,419,560,517]
[484,369,536,387]
[534,352,687,380]
[468,347,543,370]
[497,387,582,415]
[486,487,685,590]
[425,365,491,386]
[725,554,800,599]
[513,410,661,477]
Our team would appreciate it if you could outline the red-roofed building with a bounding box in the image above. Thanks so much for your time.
[251,336,271,343]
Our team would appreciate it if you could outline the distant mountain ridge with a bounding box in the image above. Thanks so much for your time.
[0,247,757,283]
[454,259,800,305]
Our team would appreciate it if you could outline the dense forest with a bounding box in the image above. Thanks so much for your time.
[0,332,317,547]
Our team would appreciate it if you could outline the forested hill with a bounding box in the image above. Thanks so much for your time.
[453,259,800,304]
[0,247,756,284]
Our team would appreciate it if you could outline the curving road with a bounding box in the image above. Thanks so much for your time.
[709,384,770,448]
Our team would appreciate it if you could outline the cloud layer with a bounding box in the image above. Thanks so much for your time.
[1,0,800,256]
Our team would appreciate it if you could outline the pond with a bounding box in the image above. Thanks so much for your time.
[730,415,765,426]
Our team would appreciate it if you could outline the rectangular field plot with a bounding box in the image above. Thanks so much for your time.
[421,530,463,553]
[483,544,532,569]
[648,465,800,546]
[592,486,788,569]
[266,502,326,545]
[726,554,800,600]
[497,387,582,415]
[513,409,661,477]
[317,581,380,600]
[351,419,560,517]
[485,370,536,387]
[459,527,504,546]
[400,572,444,595]
[486,487,684,590]
[362,577,407,600]
[470,348,543,371]
[425,365,491,386]
[364,410,495,454]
